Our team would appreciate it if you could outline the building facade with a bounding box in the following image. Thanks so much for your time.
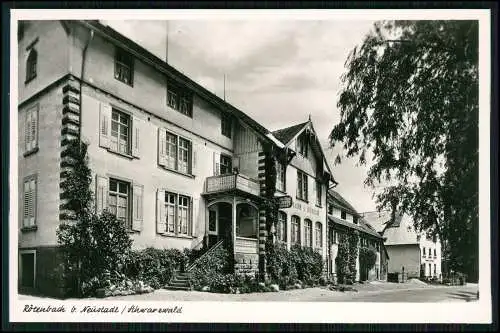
[17,20,336,297]
[363,211,442,280]
[326,190,388,282]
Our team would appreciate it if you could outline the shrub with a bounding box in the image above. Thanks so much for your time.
[189,246,231,290]
[290,245,324,285]
[125,247,185,290]
[335,239,350,284]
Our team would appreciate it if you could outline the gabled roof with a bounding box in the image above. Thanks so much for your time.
[272,121,309,145]
[328,189,359,216]
[329,216,382,239]
[362,211,419,246]
[77,20,285,147]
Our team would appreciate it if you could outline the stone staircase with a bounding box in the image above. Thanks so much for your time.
[165,271,191,291]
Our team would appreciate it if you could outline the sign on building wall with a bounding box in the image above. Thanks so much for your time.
[276,195,293,209]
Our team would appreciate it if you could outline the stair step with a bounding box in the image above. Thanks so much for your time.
[165,285,190,291]
[169,281,189,286]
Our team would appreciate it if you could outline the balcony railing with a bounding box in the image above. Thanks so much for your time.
[204,173,260,196]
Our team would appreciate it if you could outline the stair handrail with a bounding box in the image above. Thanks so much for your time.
[186,239,224,273]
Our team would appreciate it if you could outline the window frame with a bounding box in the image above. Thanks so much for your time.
[25,48,37,83]
[341,210,347,220]
[221,113,232,138]
[315,180,322,207]
[164,191,192,237]
[219,154,233,175]
[108,178,132,229]
[163,130,193,175]
[277,211,287,243]
[304,219,313,248]
[114,47,134,86]
[110,108,131,156]
[296,170,308,202]
[291,215,301,245]
[276,161,286,192]
[297,132,308,157]
[315,222,322,249]
[22,174,37,229]
[24,104,39,155]
[167,81,193,118]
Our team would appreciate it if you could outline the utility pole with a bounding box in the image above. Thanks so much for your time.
[223,74,226,101]
[166,21,169,63]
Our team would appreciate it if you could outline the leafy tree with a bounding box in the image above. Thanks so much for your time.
[330,20,479,281]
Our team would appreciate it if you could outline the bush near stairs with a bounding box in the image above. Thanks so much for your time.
[188,246,231,291]
[124,247,186,290]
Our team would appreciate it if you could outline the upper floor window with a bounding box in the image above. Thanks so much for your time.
[291,215,301,245]
[158,129,193,174]
[23,175,37,229]
[114,47,134,86]
[297,170,308,202]
[276,162,286,192]
[434,249,437,257]
[341,210,347,220]
[277,211,287,243]
[221,113,232,138]
[167,82,193,117]
[328,204,333,215]
[111,109,131,155]
[220,154,232,175]
[26,48,37,83]
[315,180,322,206]
[353,215,358,224]
[315,222,322,248]
[297,132,308,157]
[423,248,426,256]
[24,105,39,154]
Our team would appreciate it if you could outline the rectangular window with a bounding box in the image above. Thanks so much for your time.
[353,216,358,224]
[165,192,192,236]
[315,222,322,248]
[110,109,130,155]
[114,47,134,86]
[328,204,333,215]
[108,178,130,228]
[23,175,37,228]
[316,180,322,206]
[297,171,308,201]
[162,131,193,174]
[434,249,437,258]
[24,105,38,153]
[221,113,232,138]
[277,211,287,243]
[304,220,312,248]
[276,162,286,192]
[220,155,232,175]
[341,210,347,220]
[297,132,308,157]
[423,248,426,256]
[167,82,193,117]
[291,216,300,245]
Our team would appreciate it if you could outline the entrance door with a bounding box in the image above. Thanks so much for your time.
[207,202,233,248]
[20,252,35,288]
[208,208,218,248]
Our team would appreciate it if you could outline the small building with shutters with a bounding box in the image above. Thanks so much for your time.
[17,20,339,297]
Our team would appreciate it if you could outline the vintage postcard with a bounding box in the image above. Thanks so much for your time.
[9,8,492,324]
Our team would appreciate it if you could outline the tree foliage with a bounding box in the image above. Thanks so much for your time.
[330,20,479,280]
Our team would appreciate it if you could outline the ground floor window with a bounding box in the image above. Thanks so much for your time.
[291,215,300,245]
[304,219,312,248]
[20,251,36,288]
[236,203,258,238]
[277,211,287,243]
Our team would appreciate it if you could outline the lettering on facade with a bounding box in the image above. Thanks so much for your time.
[292,201,320,216]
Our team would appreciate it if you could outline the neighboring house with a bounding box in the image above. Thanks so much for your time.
[17,20,337,297]
[363,211,442,280]
[326,190,388,282]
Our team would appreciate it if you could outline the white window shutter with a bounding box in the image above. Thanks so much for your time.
[132,116,141,158]
[132,184,143,232]
[30,178,37,226]
[99,103,111,149]
[95,175,108,215]
[191,142,197,175]
[156,189,166,234]
[32,105,38,149]
[190,197,196,237]
[213,151,220,176]
[23,180,30,227]
[158,128,167,167]
[25,110,32,152]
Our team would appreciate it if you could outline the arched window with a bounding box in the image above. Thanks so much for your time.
[291,215,300,245]
[304,219,312,248]
[277,211,287,243]
[315,222,322,249]
[26,49,37,83]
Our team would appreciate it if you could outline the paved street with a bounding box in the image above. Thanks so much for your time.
[18,282,479,302]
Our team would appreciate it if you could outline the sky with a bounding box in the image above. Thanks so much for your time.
[102,19,380,213]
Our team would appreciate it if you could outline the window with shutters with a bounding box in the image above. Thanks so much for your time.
[24,105,39,155]
[167,82,193,117]
[221,113,232,138]
[160,130,193,174]
[114,47,134,86]
[220,155,232,175]
[165,191,192,236]
[296,170,308,202]
[291,215,300,245]
[277,211,287,243]
[25,48,37,83]
[110,109,131,155]
[108,178,131,228]
[304,219,312,248]
[22,175,37,229]
[276,162,286,192]
[315,222,322,249]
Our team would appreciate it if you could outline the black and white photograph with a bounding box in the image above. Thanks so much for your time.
[8,8,492,324]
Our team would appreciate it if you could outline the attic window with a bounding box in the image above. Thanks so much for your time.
[114,47,134,86]
[353,216,358,224]
[297,132,308,157]
[341,210,347,220]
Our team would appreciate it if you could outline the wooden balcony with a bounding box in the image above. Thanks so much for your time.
[204,173,260,197]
